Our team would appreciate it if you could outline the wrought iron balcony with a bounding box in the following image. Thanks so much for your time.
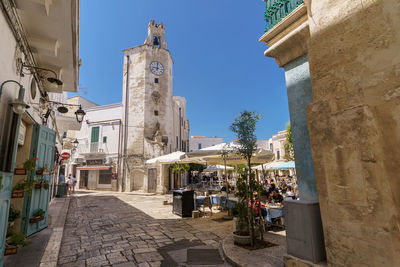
[264,0,303,32]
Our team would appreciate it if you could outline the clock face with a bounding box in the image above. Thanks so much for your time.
[150,61,164,76]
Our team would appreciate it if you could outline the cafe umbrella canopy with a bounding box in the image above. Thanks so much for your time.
[186,143,274,165]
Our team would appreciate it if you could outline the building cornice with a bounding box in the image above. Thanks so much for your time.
[259,4,310,68]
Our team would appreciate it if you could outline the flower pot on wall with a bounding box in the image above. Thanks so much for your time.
[35,169,43,175]
[29,216,44,223]
[34,183,42,189]
[11,190,24,198]
[4,246,18,255]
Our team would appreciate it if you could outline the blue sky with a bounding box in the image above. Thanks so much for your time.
[74,0,289,142]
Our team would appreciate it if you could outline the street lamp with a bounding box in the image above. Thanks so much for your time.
[0,80,30,115]
[75,105,86,123]
[21,64,63,90]
[73,138,79,149]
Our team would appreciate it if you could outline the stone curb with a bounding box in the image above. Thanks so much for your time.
[221,235,241,267]
[39,197,71,267]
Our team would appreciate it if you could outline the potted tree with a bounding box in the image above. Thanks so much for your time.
[29,208,45,223]
[230,110,262,247]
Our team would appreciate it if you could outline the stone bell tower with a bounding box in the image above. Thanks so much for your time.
[121,20,174,192]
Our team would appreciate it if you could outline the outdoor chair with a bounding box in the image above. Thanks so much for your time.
[200,196,212,216]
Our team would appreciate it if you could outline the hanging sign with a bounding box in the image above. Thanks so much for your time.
[61,152,70,160]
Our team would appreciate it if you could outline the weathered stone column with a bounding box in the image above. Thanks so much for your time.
[259,4,326,264]
[304,0,400,266]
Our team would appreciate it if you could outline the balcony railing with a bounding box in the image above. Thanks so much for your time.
[264,0,303,32]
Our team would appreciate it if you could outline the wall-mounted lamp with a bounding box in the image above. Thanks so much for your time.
[21,63,63,91]
[75,105,86,123]
[0,80,30,115]
[73,138,79,149]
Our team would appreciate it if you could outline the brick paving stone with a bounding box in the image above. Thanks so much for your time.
[86,255,107,265]
[137,262,151,267]
[58,193,231,266]
[109,256,128,264]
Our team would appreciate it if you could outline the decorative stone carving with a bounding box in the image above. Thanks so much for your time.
[151,91,161,105]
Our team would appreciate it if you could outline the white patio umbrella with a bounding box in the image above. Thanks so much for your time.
[203,165,234,172]
[146,151,186,164]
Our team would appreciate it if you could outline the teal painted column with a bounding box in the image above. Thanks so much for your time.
[282,55,326,263]
[283,55,318,202]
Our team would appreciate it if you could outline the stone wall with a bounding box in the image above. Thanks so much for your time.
[306,0,400,266]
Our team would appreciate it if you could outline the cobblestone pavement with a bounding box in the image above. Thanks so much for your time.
[57,191,233,267]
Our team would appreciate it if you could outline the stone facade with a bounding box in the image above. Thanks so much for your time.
[121,21,189,193]
[260,0,400,266]
[305,1,400,266]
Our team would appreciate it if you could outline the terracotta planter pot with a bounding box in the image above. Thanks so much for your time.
[29,216,44,223]
[34,183,42,189]
[4,246,18,255]
[11,190,24,198]
[232,231,251,245]
[35,169,43,175]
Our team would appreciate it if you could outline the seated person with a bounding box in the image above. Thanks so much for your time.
[220,181,231,193]
[268,189,284,204]
[285,185,295,200]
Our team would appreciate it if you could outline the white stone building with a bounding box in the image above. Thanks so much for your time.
[121,20,189,193]
[67,101,123,191]
[268,130,287,161]
[0,0,79,261]
[189,136,223,151]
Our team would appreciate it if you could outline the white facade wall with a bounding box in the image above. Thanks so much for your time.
[268,130,287,161]
[75,103,123,158]
[189,136,223,151]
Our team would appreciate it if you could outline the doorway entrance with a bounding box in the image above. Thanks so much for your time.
[80,170,88,189]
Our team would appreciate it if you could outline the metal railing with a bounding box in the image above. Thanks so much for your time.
[264,0,303,32]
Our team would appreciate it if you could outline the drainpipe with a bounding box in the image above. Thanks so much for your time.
[122,55,130,192]
[179,107,181,151]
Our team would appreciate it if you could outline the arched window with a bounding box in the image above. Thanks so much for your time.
[153,35,161,48]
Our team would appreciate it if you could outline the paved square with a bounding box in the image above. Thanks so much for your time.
[57,191,232,266]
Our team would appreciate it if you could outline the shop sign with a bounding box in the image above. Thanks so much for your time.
[61,152,70,160]
[18,121,26,146]
[87,159,103,166]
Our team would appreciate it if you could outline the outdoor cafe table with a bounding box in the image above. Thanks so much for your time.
[261,205,284,223]
[195,194,238,209]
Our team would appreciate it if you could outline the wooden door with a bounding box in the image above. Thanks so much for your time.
[0,113,20,266]
[22,124,55,236]
[79,170,88,188]
[148,168,157,193]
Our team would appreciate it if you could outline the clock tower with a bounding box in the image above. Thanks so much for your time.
[121,20,176,192]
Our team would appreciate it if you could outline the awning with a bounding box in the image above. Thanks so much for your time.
[76,166,110,171]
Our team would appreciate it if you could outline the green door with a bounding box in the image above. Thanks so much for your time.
[22,124,56,236]
[0,113,20,267]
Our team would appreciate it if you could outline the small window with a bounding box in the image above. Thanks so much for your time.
[154,110,159,116]
[198,143,202,149]
[62,132,67,138]
[154,78,159,83]
[103,136,107,143]
[176,137,178,149]
[277,150,280,160]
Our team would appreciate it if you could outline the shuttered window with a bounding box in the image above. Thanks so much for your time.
[91,127,100,143]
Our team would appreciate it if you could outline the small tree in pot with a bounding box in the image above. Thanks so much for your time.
[230,110,261,247]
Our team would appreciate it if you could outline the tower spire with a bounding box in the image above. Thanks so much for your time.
[144,20,168,49]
